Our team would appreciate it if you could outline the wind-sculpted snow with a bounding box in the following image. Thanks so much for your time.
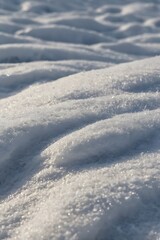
[0,0,160,240]
[1,57,160,240]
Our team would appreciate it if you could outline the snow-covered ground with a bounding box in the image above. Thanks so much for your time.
[0,0,160,239]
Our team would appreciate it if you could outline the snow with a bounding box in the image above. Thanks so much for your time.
[0,0,160,239]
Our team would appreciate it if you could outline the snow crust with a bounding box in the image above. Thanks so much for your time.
[0,0,160,239]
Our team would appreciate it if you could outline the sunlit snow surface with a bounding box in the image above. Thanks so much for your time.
[0,0,160,239]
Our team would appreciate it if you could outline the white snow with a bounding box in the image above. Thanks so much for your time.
[0,0,160,240]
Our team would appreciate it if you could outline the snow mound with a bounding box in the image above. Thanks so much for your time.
[1,56,160,240]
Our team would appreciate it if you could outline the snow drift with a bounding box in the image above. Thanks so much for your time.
[0,0,160,239]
